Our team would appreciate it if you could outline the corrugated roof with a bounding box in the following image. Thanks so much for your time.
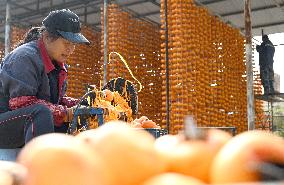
[198,0,284,35]
[0,0,283,42]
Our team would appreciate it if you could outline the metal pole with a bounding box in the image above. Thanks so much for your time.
[36,0,40,11]
[84,6,87,24]
[245,0,255,130]
[164,0,170,134]
[5,0,11,56]
[103,0,108,86]
[271,101,274,131]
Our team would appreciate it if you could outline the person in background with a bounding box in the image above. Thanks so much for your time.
[256,34,275,95]
[0,9,90,148]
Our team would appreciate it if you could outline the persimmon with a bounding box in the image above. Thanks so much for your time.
[154,129,232,183]
[76,121,167,185]
[136,116,149,123]
[131,117,145,128]
[211,130,284,184]
[103,89,114,102]
[132,121,143,128]
[0,161,27,185]
[141,120,160,129]
[17,133,109,185]
[133,116,161,129]
[141,172,206,185]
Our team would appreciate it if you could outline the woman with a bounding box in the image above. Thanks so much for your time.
[0,9,90,148]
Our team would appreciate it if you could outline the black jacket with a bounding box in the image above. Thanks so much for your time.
[256,39,275,66]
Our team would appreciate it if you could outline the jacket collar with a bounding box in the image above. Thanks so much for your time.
[38,38,67,73]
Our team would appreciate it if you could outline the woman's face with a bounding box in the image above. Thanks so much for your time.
[44,33,76,63]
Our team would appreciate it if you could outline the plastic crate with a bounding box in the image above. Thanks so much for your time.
[144,128,168,138]
[197,127,237,136]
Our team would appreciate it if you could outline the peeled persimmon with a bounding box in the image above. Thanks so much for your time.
[17,133,109,185]
[132,121,143,128]
[76,121,167,185]
[133,116,161,129]
[103,89,114,102]
[141,120,160,129]
[136,116,149,123]
[154,129,232,183]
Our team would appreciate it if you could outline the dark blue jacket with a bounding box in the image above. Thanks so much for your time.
[0,39,75,126]
[256,39,275,67]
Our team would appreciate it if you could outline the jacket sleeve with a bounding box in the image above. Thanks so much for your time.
[0,51,43,98]
[9,96,67,127]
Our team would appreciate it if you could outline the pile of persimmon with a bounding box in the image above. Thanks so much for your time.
[152,129,284,184]
[7,121,284,185]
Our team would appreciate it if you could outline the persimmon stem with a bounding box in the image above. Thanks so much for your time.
[184,116,197,139]
[250,161,284,181]
[183,116,206,140]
